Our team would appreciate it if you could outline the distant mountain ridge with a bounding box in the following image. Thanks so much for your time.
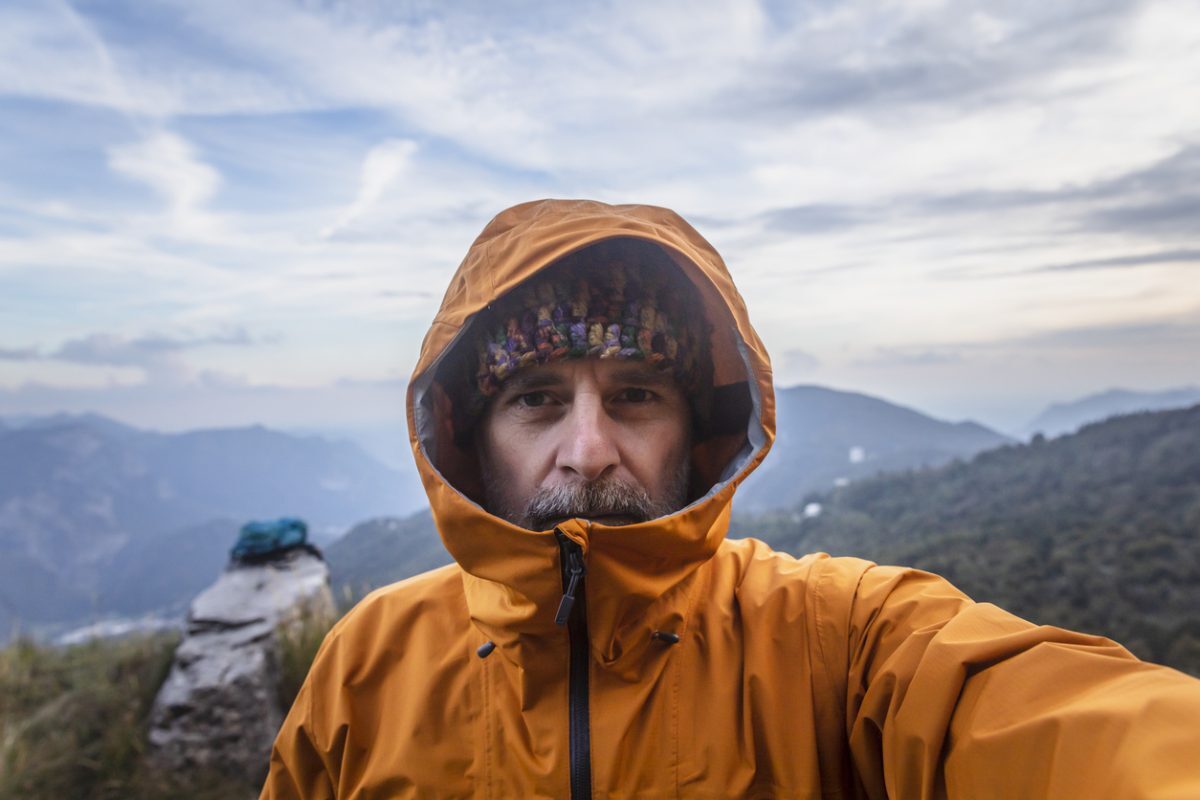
[1024,386,1200,439]
[735,384,1012,511]
[6,382,1180,642]
[0,413,421,639]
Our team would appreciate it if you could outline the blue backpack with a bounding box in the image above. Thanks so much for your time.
[230,517,308,561]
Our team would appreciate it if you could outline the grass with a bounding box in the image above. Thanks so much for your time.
[0,630,279,800]
[276,608,337,712]
[1,632,176,798]
[0,599,340,799]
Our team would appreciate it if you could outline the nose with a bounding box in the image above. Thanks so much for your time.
[555,393,619,482]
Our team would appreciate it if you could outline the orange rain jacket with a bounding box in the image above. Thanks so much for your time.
[263,200,1200,799]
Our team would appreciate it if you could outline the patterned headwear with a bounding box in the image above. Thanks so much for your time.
[472,243,707,405]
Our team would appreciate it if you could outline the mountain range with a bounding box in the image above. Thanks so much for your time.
[735,385,1012,511]
[3,384,1192,641]
[0,414,423,639]
[1022,386,1200,439]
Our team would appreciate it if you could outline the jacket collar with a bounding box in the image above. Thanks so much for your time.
[430,471,740,675]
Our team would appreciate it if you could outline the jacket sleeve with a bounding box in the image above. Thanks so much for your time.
[260,648,339,799]
[836,562,1200,799]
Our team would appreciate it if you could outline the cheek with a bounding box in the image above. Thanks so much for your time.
[486,425,554,492]
[626,418,691,483]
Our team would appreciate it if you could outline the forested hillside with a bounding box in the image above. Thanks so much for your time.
[746,404,1200,676]
[326,512,449,604]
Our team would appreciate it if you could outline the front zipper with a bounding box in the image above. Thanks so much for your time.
[556,531,592,800]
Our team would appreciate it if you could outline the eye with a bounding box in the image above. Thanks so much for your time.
[616,387,653,403]
[516,391,550,407]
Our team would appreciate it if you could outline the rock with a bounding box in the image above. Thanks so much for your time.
[148,547,335,785]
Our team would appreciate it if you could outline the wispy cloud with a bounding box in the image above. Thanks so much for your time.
[1012,317,1200,350]
[1036,249,1200,272]
[1,329,269,387]
[0,372,410,432]
[108,130,223,235]
[0,0,302,117]
[0,346,40,361]
[760,204,870,234]
[51,329,257,366]
[854,348,964,368]
[321,139,418,239]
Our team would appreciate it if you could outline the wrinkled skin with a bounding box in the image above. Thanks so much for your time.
[477,359,691,530]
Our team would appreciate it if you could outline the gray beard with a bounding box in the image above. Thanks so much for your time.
[484,461,691,531]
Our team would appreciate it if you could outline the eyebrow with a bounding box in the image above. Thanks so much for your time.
[499,370,567,395]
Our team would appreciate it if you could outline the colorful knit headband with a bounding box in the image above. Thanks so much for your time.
[475,257,703,399]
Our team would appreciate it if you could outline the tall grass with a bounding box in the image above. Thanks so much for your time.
[0,633,256,799]
[275,608,337,712]
[0,603,340,798]
[1,632,171,798]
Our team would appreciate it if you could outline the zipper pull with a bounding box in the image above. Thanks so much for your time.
[555,535,586,626]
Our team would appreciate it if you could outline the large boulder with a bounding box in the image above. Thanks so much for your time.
[148,546,335,785]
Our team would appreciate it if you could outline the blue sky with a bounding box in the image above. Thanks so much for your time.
[1,0,1198,436]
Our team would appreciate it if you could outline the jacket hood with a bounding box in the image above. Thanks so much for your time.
[406,199,775,672]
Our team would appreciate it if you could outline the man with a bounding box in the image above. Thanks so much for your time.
[263,199,1200,798]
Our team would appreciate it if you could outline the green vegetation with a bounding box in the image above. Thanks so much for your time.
[0,627,306,799]
[0,633,171,798]
[0,631,255,799]
[326,512,449,603]
[276,611,337,711]
[746,405,1200,676]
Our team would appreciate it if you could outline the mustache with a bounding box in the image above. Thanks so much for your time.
[523,477,674,529]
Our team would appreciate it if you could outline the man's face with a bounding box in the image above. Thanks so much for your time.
[477,358,692,530]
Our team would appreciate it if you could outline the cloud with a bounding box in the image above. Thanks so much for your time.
[377,289,434,299]
[778,348,821,375]
[321,139,418,239]
[0,346,40,361]
[760,204,870,234]
[1083,196,1200,237]
[1013,318,1200,350]
[716,0,1143,121]
[745,139,1200,265]
[24,329,266,387]
[908,143,1200,237]
[108,130,222,235]
[854,347,964,368]
[51,329,256,367]
[0,1,305,117]
[0,0,133,114]
[1036,248,1200,272]
[915,187,1069,215]
[0,373,411,432]
[2,0,1199,434]
[1068,144,1200,238]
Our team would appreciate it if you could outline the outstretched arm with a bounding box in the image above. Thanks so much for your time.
[839,564,1200,798]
